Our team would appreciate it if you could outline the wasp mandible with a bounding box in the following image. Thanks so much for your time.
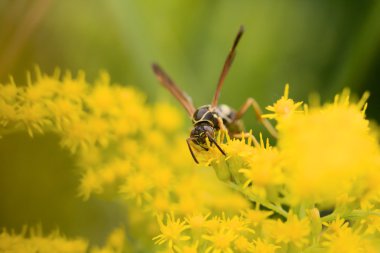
[152,26,277,163]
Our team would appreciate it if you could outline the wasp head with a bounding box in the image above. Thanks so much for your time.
[190,123,215,149]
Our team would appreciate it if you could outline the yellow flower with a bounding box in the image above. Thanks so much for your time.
[4,70,380,253]
[0,99,17,126]
[262,84,303,120]
[185,213,211,231]
[174,241,199,253]
[322,223,364,253]
[322,217,349,234]
[93,227,125,253]
[120,172,152,206]
[220,214,254,235]
[253,239,279,253]
[278,90,380,205]
[203,133,256,183]
[241,209,273,227]
[153,213,190,249]
[203,227,237,253]
[154,102,183,132]
[239,135,284,198]
[17,103,51,137]
[23,74,59,103]
[151,193,172,213]
[78,169,103,200]
[59,117,92,153]
[60,71,88,102]
[321,217,379,253]
[362,211,380,234]
[233,236,254,252]
[0,227,88,253]
[0,79,18,102]
[264,213,310,248]
[205,216,222,233]
[86,72,117,116]
[47,98,82,130]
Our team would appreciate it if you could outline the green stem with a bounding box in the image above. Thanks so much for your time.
[227,182,288,218]
[321,210,380,223]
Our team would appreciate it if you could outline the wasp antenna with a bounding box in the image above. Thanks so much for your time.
[211,26,245,108]
[186,138,199,164]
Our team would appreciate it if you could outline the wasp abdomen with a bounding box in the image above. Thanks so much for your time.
[217,104,244,134]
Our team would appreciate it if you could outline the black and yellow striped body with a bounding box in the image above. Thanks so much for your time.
[190,104,244,148]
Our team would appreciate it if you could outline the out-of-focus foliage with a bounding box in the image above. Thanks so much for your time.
[0,1,379,121]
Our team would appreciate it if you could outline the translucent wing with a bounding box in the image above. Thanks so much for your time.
[152,63,196,116]
[211,26,244,108]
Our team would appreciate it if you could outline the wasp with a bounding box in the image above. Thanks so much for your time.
[152,26,277,163]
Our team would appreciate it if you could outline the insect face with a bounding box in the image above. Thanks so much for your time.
[190,123,215,149]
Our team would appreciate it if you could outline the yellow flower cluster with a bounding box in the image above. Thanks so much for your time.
[1,71,380,252]
[0,226,125,253]
[192,84,380,252]
[0,70,248,252]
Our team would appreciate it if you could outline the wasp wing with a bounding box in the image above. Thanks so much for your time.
[152,63,196,116]
[211,26,244,108]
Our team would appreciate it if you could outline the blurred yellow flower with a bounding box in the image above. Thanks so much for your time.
[241,209,273,227]
[0,227,88,253]
[279,89,380,205]
[264,213,310,248]
[253,239,279,253]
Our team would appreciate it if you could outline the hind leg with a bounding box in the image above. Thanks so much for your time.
[234,98,278,138]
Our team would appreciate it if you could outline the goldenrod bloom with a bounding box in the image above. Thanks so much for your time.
[153,213,190,249]
[2,70,380,253]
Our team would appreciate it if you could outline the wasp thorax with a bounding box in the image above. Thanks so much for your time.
[192,105,219,127]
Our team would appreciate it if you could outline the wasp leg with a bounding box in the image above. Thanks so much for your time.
[216,116,229,141]
[217,117,228,132]
[186,138,199,164]
[232,132,260,147]
[234,98,278,138]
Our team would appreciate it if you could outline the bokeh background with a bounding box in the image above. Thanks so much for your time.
[0,0,380,247]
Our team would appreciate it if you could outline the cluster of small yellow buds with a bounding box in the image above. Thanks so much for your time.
[0,70,249,252]
[1,71,380,252]
[187,84,380,252]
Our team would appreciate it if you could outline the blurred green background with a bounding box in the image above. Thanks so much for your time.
[1,1,379,120]
[0,0,380,246]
